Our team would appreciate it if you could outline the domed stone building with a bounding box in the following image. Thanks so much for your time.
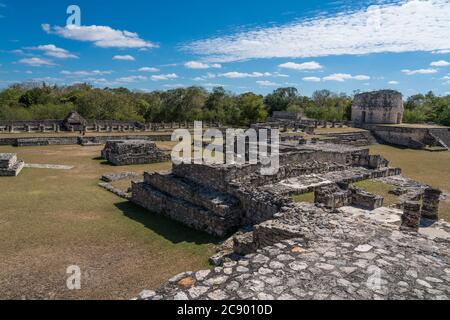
[352,90,404,126]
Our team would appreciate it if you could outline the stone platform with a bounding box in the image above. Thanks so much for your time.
[131,142,401,237]
[139,206,450,300]
[0,153,25,176]
[101,140,170,166]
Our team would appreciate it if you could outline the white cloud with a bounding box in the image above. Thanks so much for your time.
[279,61,323,71]
[388,80,399,85]
[303,76,321,82]
[116,75,147,83]
[430,60,450,67]
[402,68,438,75]
[27,44,78,59]
[353,75,371,81]
[433,49,450,54]
[163,83,187,88]
[256,80,278,86]
[151,73,178,81]
[113,55,135,61]
[219,72,271,79]
[138,67,160,73]
[42,24,158,49]
[185,0,450,62]
[61,70,113,77]
[18,57,56,67]
[322,73,370,82]
[184,61,222,69]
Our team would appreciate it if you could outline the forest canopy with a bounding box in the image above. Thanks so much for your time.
[0,83,449,126]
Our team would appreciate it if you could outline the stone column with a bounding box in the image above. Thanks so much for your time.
[421,188,442,221]
[400,201,421,232]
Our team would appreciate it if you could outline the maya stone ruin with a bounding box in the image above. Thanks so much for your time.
[101,140,170,166]
[0,153,25,177]
[352,90,404,125]
[133,141,450,300]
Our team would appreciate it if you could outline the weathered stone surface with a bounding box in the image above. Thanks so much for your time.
[0,153,25,177]
[422,188,442,221]
[139,208,450,300]
[102,140,170,166]
[352,90,404,125]
[401,202,422,232]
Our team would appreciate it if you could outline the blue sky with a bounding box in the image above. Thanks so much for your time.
[1,0,450,96]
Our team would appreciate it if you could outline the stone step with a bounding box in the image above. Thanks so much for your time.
[143,172,241,218]
[131,182,240,237]
[0,160,25,177]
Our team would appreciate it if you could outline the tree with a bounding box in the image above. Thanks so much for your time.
[264,87,299,114]
[238,93,268,125]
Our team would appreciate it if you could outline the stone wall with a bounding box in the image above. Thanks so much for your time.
[352,90,404,125]
[0,153,25,177]
[102,140,170,166]
[367,125,450,149]
[0,134,172,147]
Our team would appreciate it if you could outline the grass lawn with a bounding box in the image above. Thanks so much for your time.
[293,192,315,203]
[370,145,450,193]
[369,145,450,220]
[0,144,217,300]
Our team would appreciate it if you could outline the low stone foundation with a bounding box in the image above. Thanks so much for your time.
[0,153,25,176]
[101,140,170,166]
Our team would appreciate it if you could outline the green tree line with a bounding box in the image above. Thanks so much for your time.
[0,83,449,126]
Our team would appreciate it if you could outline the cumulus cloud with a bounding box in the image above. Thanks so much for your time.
[18,57,56,67]
[388,80,400,84]
[113,55,135,61]
[402,68,438,75]
[430,60,450,67]
[27,44,78,59]
[184,0,450,62]
[256,80,279,86]
[219,72,271,79]
[61,70,113,77]
[279,61,323,71]
[116,75,147,83]
[322,73,370,82]
[42,24,158,49]
[184,61,222,69]
[151,73,178,81]
[303,76,321,82]
[138,67,160,72]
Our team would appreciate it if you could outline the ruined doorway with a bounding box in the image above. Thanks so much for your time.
[361,111,366,124]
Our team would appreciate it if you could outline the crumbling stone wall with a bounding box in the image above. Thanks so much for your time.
[368,125,450,150]
[352,90,404,125]
[0,153,25,177]
[315,184,352,210]
[101,140,170,166]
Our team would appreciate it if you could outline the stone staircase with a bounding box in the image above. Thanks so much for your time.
[429,128,450,150]
[320,131,377,146]
[132,171,243,237]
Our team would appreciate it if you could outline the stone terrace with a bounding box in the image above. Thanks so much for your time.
[139,206,450,300]
[132,142,400,237]
[102,140,170,166]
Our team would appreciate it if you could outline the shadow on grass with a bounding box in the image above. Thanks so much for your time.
[115,201,220,246]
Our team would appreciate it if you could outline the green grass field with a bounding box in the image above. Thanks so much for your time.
[1,142,449,299]
[0,144,216,300]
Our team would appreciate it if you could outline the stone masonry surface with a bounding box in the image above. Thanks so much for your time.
[102,140,170,166]
[0,153,25,177]
[139,206,450,300]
